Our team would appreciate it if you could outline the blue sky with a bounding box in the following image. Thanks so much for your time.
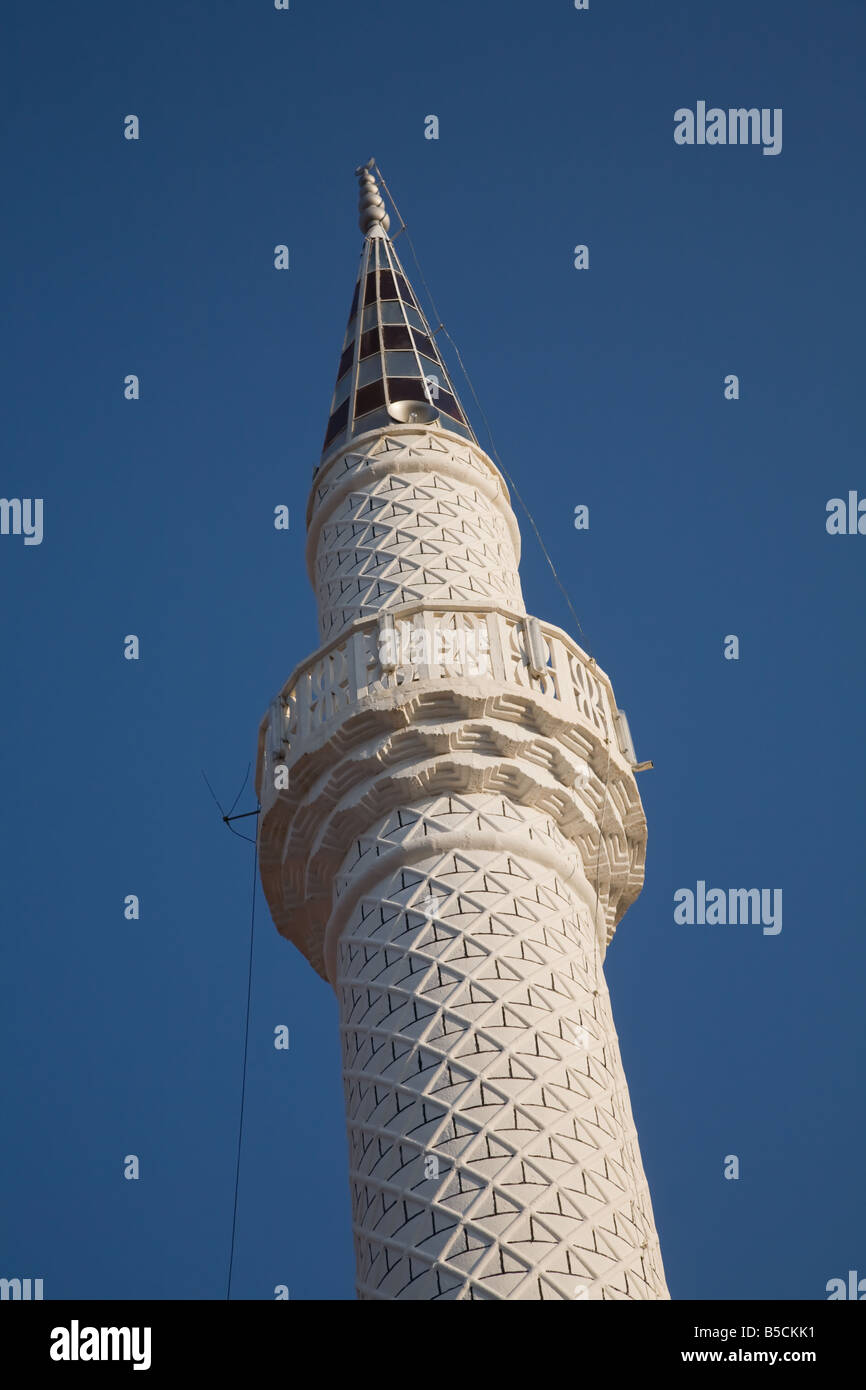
[2,0,864,1300]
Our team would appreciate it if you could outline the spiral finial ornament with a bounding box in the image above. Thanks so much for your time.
[355,158,391,235]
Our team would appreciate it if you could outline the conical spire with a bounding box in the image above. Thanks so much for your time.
[320,161,477,459]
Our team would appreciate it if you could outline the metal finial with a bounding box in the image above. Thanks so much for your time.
[355,158,390,236]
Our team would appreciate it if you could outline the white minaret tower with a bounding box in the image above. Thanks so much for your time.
[256,163,669,1300]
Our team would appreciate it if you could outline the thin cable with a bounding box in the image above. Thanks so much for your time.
[224,823,258,847]
[374,163,593,657]
[226,820,259,1300]
[374,166,475,470]
[227,763,251,818]
[439,324,593,655]
[201,768,226,817]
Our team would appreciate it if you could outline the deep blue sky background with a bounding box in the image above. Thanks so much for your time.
[2,0,864,1301]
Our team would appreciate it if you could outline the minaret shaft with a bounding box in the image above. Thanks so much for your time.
[336,794,667,1300]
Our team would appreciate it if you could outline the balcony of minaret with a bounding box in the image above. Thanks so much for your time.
[255,424,646,984]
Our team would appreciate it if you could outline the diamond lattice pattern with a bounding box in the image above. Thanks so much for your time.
[334,792,669,1300]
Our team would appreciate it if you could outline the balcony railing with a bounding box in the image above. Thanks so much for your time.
[257,604,637,789]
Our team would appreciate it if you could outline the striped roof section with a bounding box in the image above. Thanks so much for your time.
[321,166,476,461]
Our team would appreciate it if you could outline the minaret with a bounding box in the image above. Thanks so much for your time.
[256,162,669,1300]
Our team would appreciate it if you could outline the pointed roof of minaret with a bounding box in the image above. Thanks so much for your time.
[320,160,477,460]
